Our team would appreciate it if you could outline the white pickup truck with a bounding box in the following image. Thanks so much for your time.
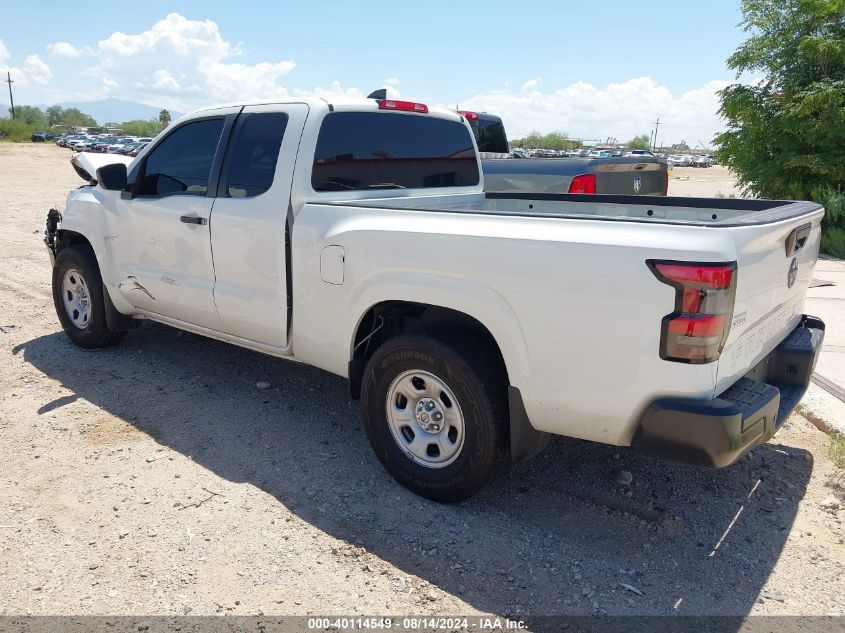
[45,97,826,502]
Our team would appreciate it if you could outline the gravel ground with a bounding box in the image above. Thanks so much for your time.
[669,166,743,198]
[0,144,843,619]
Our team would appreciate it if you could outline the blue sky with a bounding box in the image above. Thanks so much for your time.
[1,0,748,144]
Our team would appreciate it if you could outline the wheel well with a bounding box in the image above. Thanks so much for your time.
[348,301,508,400]
[55,230,93,254]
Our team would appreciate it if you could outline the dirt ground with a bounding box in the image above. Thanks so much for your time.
[0,144,843,619]
[669,165,743,198]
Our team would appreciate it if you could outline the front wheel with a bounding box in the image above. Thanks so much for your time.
[360,331,510,502]
[52,245,127,349]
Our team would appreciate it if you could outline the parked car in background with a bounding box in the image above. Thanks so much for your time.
[31,131,55,142]
[126,142,150,157]
[668,155,687,167]
[105,139,136,154]
[455,108,669,195]
[694,155,714,168]
[69,137,100,151]
[90,138,113,152]
[57,135,83,148]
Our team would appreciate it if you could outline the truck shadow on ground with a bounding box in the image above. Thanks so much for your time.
[15,323,813,618]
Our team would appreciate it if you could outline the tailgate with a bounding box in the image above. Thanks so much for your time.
[715,207,825,394]
[595,160,667,196]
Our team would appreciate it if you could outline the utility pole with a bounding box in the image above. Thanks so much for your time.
[4,72,14,119]
[651,116,660,151]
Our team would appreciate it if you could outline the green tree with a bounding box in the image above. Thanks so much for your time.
[45,105,64,126]
[159,109,171,127]
[12,105,48,128]
[120,119,164,137]
[627,134,652,150]
[60,108,97,128]
[511,130,574,150]
[714,0,845,199]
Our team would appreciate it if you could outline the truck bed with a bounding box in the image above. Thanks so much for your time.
[307,191,823,446]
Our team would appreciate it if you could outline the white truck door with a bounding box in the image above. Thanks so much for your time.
[209,103,309,349]
[113,112,237,330]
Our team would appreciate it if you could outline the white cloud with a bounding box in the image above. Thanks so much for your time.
[86,12,295,107]
[201,60,296,101]
[291,80,364,100]
[0,52,53,87]
[145,68,181,93]
[521,77,541,92]
[23,55,52,84]
[380,78,402,98]
[456,76,731,145]
[47,42,87,58]
[0,40,9,64]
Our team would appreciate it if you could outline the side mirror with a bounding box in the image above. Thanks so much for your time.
[96,163,128,191]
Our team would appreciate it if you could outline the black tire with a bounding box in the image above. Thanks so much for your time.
[360,330,510,502]
[52,245,127,349]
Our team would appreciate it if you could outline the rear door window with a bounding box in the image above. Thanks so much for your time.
[220,112,288,197]
[312,112,479,191]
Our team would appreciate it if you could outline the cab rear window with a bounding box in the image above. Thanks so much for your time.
[312,112,479,192]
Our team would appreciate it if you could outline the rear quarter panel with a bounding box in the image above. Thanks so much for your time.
[291,203,731,446]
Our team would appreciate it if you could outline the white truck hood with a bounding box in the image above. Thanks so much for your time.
[71,152,134,184]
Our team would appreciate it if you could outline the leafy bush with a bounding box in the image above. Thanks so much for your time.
[0,118,38,142]
[814,188,845,258]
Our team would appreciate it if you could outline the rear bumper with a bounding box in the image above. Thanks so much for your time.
[631,315,825,468]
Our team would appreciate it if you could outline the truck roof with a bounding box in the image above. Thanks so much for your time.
[185,97,465,124]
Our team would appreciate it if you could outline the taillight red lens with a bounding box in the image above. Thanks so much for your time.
[457,110,479,120]
[648,261,737,364]
[568,174,596,194]
[377,99,429,113]
[653,263,733,289]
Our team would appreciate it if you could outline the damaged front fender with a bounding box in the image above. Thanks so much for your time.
[44,208,63,264]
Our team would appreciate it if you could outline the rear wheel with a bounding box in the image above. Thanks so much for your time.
[52,245,127,349]
[360,331,510,502]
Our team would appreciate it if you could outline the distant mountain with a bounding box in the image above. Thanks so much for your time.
[44,98,183,125]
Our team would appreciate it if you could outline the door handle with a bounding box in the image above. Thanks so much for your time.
[785,222,811,256]
[180,215,208,225]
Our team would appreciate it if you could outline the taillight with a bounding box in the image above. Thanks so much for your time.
[457,110,479,120]
[568,173,596,194]
[377,99,429,113]
[663,169,669,195]
[648,261,737,364]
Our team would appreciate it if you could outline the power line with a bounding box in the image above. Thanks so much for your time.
[4,72,14,120]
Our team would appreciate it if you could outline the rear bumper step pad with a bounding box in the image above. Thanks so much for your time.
[631,314,825,468]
